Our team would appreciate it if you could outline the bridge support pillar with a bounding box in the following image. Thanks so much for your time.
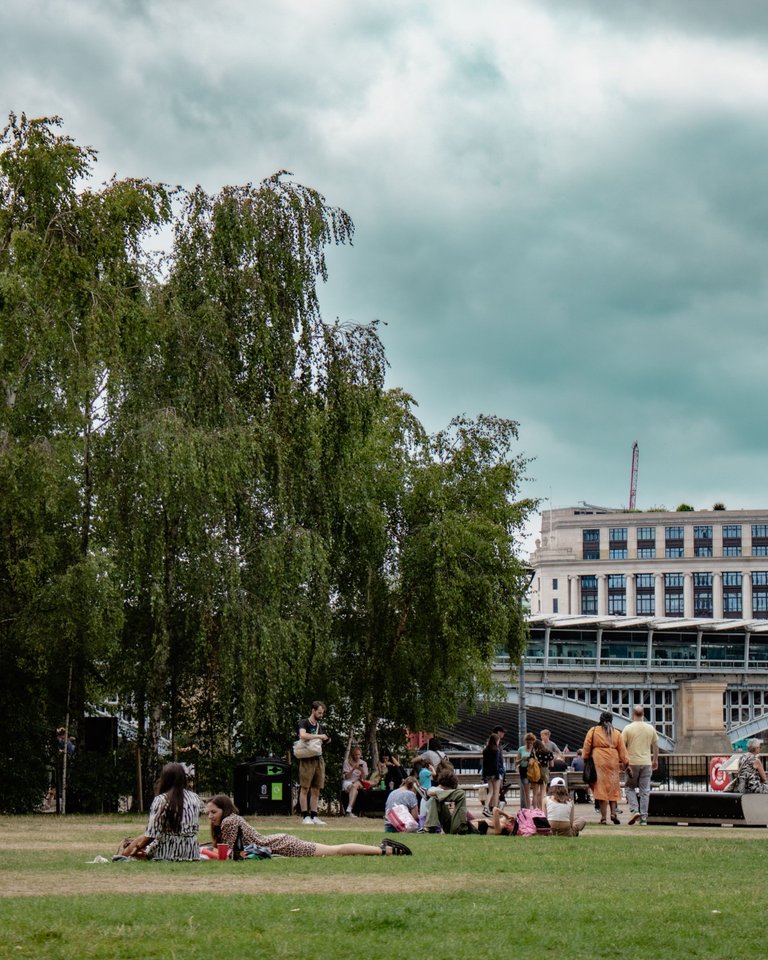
[675,680,730,753]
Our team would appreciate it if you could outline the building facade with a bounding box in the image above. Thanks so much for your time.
[530,505,768,619]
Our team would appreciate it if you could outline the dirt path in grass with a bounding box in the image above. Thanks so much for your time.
[0,870,471,898]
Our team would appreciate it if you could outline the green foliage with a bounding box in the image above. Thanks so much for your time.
[676,503,695,511]
[0,114,534,810]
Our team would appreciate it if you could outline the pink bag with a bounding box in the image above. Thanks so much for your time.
[385,803,419,833]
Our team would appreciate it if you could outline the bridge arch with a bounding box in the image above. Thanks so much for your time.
[500,684,677,752]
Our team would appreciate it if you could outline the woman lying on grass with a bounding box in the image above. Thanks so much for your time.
[205,795,412,857]
[120,762,203,861]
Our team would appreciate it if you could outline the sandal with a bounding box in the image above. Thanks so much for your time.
[611,816,620,825]
[380,838,413,856]
[599,819,608,825]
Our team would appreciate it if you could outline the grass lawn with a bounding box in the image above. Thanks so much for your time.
[0,814,765,959]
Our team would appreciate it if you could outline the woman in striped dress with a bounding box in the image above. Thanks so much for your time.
[122,763,203,860]
[205,795,411,856]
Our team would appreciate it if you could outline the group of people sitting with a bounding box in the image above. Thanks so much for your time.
[382,745,585,837]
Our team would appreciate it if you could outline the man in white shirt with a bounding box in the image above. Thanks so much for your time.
[621,706,659,825]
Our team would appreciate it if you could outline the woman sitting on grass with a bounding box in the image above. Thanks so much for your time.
[121,762,203,861]
[544,780,586,836]
[205,795,412,857]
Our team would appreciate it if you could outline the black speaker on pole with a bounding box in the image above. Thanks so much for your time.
[83,717,118,754]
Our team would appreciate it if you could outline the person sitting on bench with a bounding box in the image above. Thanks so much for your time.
[733,739,768,794]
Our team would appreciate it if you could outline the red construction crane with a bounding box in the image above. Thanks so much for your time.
[628,441,639,511]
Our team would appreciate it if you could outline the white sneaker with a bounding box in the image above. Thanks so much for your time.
[345,811,358,818]
[313,816,327,825]
[302,816,314,825]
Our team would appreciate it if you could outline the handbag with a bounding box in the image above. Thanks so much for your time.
[583,756,597,785]
[293,737,323,759]
[385,803,418,833]
[582,728,598,785]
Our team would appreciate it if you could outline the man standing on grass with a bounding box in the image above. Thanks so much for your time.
[621,705,659,825]
[297,701,330,826]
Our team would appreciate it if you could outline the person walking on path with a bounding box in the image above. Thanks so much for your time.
[621,705,659,825]
[583,712,628,825]
[297,701,330,825]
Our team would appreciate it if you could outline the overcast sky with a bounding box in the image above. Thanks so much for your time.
[3,0,768,545]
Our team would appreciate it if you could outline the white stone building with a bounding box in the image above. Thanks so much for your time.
[529,505,768,620]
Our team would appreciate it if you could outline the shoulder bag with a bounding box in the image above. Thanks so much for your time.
[293,737,323,759]
[583,728,598,785]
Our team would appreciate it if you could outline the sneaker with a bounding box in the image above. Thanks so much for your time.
[639,817,648,825]
[345,811,357,818]
[628,813,640,825]
[482,806,492,818]
[302,816,314,825]
[312,816,327,825]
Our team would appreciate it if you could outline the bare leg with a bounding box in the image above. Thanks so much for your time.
[299,787,309,814]
[488,778,501,810]
[599,800,608,822]
[309,786,320,815]
[313,843,388,856]
[345,783,360,813]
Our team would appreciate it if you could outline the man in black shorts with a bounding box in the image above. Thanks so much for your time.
[297,701,330,825]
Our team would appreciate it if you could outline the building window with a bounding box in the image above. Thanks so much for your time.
[664,572,684,617]
[608,574,626,613]
[552,578,558,591]
[583,529,600,561]
[724,593,742,615]
[693,525,713,557]
[581,575,597,615]
[635,573,655,616]
[722,525,742,557]
[608,527,627,560]
[723,571,742,619]
[636,526,656,559]
[693,572,713,618]
[752,525,768,557]
[664,526,684,559]
[752,572,768,620]
[552,598,559,613]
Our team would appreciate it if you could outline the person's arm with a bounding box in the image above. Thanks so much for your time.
[754,758,767,783]
[122,834,150,857]
[651,737,659,772]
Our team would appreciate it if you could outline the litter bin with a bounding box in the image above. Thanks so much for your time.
[234,757,292,816]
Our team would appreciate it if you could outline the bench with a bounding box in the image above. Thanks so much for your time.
[647,791,768,827]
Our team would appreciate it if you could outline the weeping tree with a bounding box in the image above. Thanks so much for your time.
[0,114,171,810]
[1,114,535,809]
[329,396,536,761]
[102,175,386,796]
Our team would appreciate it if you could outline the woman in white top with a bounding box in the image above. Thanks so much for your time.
[342,746,369,816]
[544,780,586,837]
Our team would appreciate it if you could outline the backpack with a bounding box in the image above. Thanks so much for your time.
[526,755,542,784]
[512,808,551,836]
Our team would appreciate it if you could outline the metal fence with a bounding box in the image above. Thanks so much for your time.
[445,751,763,793]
